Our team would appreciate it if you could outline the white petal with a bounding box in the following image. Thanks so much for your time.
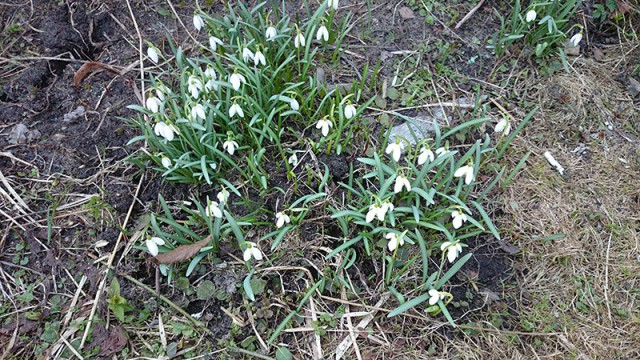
[440,241,451,251]
[447,248,458,263]
[465,167,474,185]
[495,118,507,133]
[146,239,159,256]
[251,247,263,261]
[452,214,462,229]
[147,47,159,63]
[454,166,468,178]
[243,248,252,261]
[365,208,376,223]
[388,237,397,251]
[161,157,172,169]
[394,177,403,194]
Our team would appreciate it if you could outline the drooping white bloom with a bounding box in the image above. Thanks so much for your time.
[223,139,239,155]
[386,232,404,252]
[316,25,329,42]
[327,0,339,10]
[147,46,159,64]
[394,173,412,193]
[418,147,435,165]
[288,153,298,167]
[156,84,170,100]
[525,9,537,23]
[146,236,165,256]
[193,13,205,30]
[243,242,263,261]
[229,102,244,118]
[451,209,468,229]
[161,156,172,169]
[266,26,277,41]
[242,47,254,63]
[217,188,230,204]
[254,50,266,66]
[385,141,405,162]
[290,98,299,111]
[191,103,206,121]
[204,67,218,91]
[494,118,511,135]
[381,200,394,215]
[428,289,441,305]
[209,36,223,51]
[366,201,393,223]
[570,32,582,47]
[187,76,203,98]
[454,164,475,185]
[275,211,290,228]
[154,122,178,141]
[435,147,449,157]
[146,94,162,113]
[316,118,333,137]
[440,241,463,263]
[344,103,357,119]
[294,32,306,48]
[206,200,223,218]
[229,73,246,91]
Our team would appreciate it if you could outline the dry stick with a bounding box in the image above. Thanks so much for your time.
[455,0,486,29]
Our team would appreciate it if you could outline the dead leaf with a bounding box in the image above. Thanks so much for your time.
[73,61,121,87]
[398,7,415,19]
[98,325,128,358]
[155,236,210,264]
[613,0,632,17]
[592,47,605,62]
[627,77,640,97]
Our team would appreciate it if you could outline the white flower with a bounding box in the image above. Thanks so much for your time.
[223,139,239,155]
[161,156,172,169]
[204,67,218,91]
[154,122,178,141]
[156,84,170,100]
[386,232,404,252]
[275,211,290,228]
[394,173,411,193]
[209,36,223,51]
[294,32,306,48]
[418,147,435,165]
[440,241,463,263]
[254,50,266,66]
[570,32,582,47]
[190,103,206,121]
[290,98,299,111]
[381,200,394,215]
[366,201,393,223]
[288,153,298,167]
[146,94,162,113]
[316,118,333,137]
[494,118,511,135]
[316,25,329,42]
[193,13,204,31]
[187,76,203,98]
[451,209,468,229]
[147,46,159,64]
[344,103,357,119]
[435,147,449,157]
[229,73,246,91]
[385,141,405,162]
[146,237,165,256]
[327,0,339,10]
[242,47,254,63]
[428,289,441,305]
[454,164,475,185]
[266,26,277,41]
[206,200,223,218]
[217,188,230,204]
[243,242,263,261]
[229,102,244,118]
[525,9,537,23]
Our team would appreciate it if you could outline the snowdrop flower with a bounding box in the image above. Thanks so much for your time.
[385,140,405,162]
[193,13,205,31]
[209,36,223,51]
[435,147,449,157]
[494,118,511,135]
[381,200,394,214]
[440,241,463,263]
[146,236,165,256]
[394,173,411,193]
[428,289,441,305]
[187,76,203,98]
[327,0,339,10]
[290,98,300,111]
[365,203,383,223]
[154,122,178,141]
[229,72,246,91]
[217,188,230,204]
[418,147,434,165]
[242,47,254,63]
[206,200,223,218]
[204,67,218,91]
[316,118,333,137]
[451,209,468,229]
[454,164,475,185]
[525,9,537,23]
[190,103,206,121]
[386,232,404,252]
[223,138,239,155]
[288,153,298,167]
[229,102,244,118]
[155,84,170,100]
[344,103,357,119]
[147,46,160,64]
[243,242,263,261]
[570,32,582,47]
[161,156,172,169]
[266,26,277,41]
[146,94,162,113]
[275,211,290,228]
[316,24,329,42]
[254,48,266,66]
[294,31,306,48]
